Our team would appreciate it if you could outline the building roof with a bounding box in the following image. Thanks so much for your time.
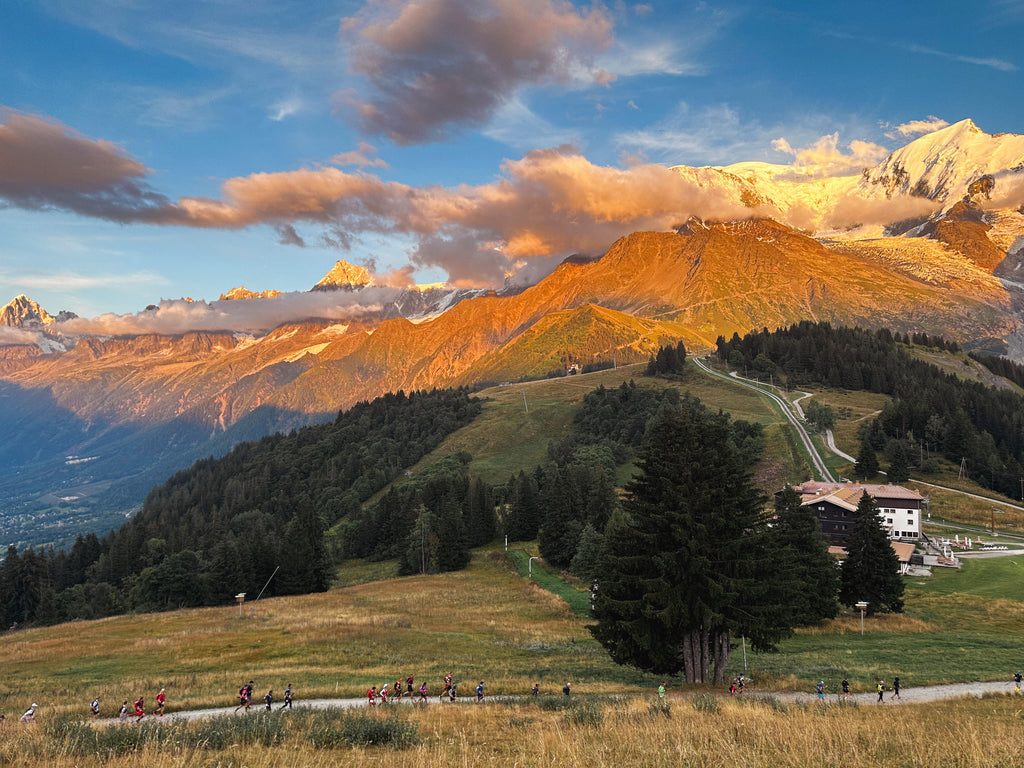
[890,542,916,563]
[830,542,916,562]
[790,481,924,510]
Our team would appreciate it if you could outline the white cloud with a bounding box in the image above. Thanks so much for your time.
[905,43,1016,72]
[6,270,166,292]
[482,97,581,150]
[884,116,950,140]
[56,288,404,336]
[269,97,303,122]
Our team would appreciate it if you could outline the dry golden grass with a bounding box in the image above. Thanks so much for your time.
[3,694,1023,767]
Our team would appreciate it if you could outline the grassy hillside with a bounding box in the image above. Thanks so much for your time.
[418,361,803,487]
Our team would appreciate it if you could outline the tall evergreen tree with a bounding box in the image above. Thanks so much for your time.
[887,440,910,484]
[854,438,880,480]
[770,487,840,626]
[839,492,905,614]
[591,400,785,685]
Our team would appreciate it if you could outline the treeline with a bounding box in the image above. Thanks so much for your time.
[1,389,482,628]
[970,352,1024,391]
[717,322,1024,497]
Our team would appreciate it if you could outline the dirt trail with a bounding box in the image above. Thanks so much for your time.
[92,680,1021,725]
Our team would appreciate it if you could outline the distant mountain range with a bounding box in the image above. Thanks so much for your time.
[3,119,1023,549]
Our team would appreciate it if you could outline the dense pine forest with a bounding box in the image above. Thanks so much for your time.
[717,322,1024,498]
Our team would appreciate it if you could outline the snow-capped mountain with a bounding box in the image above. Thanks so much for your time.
[1,294,56,328]
[862,119,1024,204]
[673,119,1024,241]
[312,259,374,290]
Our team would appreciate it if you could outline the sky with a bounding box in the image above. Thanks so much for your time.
[2,0,1023,327]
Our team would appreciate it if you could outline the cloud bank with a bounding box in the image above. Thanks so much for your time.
[56,288,405,337]
[337,0,614,144]
[3,108,973,290]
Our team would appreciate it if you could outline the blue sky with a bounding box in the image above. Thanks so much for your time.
[1,0,1022,321]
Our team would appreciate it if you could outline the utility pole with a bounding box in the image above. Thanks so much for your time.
[520,390,529,413]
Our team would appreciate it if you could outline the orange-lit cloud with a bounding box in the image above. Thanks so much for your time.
[0,110,170,221]
[771,133,889,179]
[338,0,614,143]
[1,108,965,289]
[330,142,387,168]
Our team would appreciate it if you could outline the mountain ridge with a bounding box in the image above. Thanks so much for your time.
[4,118,1024,547]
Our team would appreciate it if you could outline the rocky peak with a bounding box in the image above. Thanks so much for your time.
[1,295,56,328]
[219,286,283,300]
[312,260,374,291]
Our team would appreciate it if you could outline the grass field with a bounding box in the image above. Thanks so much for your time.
[3,692,1023,767]
[3,545,1024,766]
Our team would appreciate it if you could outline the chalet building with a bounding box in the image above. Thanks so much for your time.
[785,481,924,546]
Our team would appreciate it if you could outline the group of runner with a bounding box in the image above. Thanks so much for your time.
[75,688,168,722]
[234,680,294,712]
[809,676,901,701]
[365,674,497,706]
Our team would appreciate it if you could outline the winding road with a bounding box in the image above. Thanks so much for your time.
[691,357,834,482]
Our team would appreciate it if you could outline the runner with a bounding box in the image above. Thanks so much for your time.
[118,701,128,721]
[418,681,428,703]
[234,681,254,712]
[133,697,145,721]
[815,680,825,702]
[154,688,166,717]
[19,703,37,724]
[841,679,850,699]
[367,685,377,706]
[280,684,293,710]
[393,679,403,701]
[659,682,667,699]
[876,680,885,703]
[475,680,485,703]
[891,676,901,700]
[380,683,389,704]
[1014,671,1021,694]
[263,689,274,711]
[441,673,452,702]
[449,682,458,702]
[406,676,415,698]
[90,697,101,718]
[531,683,539,696]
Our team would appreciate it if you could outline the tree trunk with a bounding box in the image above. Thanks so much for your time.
[712,630,730,685]
[681,631,695,684]
[699,628,712,684]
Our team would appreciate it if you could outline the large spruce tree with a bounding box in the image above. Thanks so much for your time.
[591,398,787,685]
[839,491,905,614]
[770,487,840,626]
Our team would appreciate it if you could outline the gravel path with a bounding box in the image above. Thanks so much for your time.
[93,680,1022,725]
